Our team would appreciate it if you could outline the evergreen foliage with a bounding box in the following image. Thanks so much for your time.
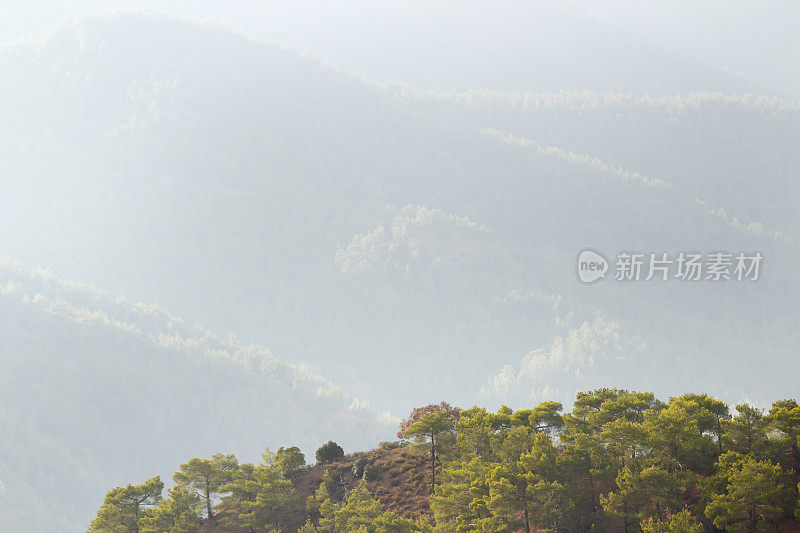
[91,390,800,531]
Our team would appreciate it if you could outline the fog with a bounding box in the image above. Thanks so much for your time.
[4,1,799,96]
[1,1,798,530]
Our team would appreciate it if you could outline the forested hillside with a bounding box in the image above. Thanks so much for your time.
[2,12,798,414]
[91,391,800,532]
[2,8,799,532]
[0,258,393,531]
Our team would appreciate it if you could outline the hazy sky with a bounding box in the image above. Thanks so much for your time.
[3,0,799,97]
[3,4,799,529]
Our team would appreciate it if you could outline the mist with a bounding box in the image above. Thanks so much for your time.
[1,1,798,531]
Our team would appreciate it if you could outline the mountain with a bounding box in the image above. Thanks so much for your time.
[2,11,798,410]
[0,258,394,531]
[1,11,799,528]
[172,0,769,96]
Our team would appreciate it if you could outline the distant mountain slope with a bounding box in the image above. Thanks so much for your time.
[1,12,799,530]
[415,91,800,237]
[1,11,798,416]
[0,258,393,531]
[209,1,768,96]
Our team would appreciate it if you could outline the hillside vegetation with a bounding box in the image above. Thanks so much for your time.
[92,391,800,532]
[2,12,798,415]
[2,10,799,533]
[0,258,393,531]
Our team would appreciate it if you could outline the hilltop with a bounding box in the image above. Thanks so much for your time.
[2,10,800,532]
[93,392,800,532]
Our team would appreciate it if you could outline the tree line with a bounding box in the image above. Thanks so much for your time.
[90,390,800,532]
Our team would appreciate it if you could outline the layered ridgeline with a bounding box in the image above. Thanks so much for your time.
[190,1,773,96]
[0,258,395,531]
[2,6,800,480]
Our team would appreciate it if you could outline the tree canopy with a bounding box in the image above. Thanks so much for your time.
[91,390,800,532]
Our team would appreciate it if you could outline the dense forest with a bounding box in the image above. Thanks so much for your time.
[90,390,800,532]
[3,10,799,532]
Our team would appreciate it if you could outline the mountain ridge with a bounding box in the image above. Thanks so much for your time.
[0,257,395,531]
